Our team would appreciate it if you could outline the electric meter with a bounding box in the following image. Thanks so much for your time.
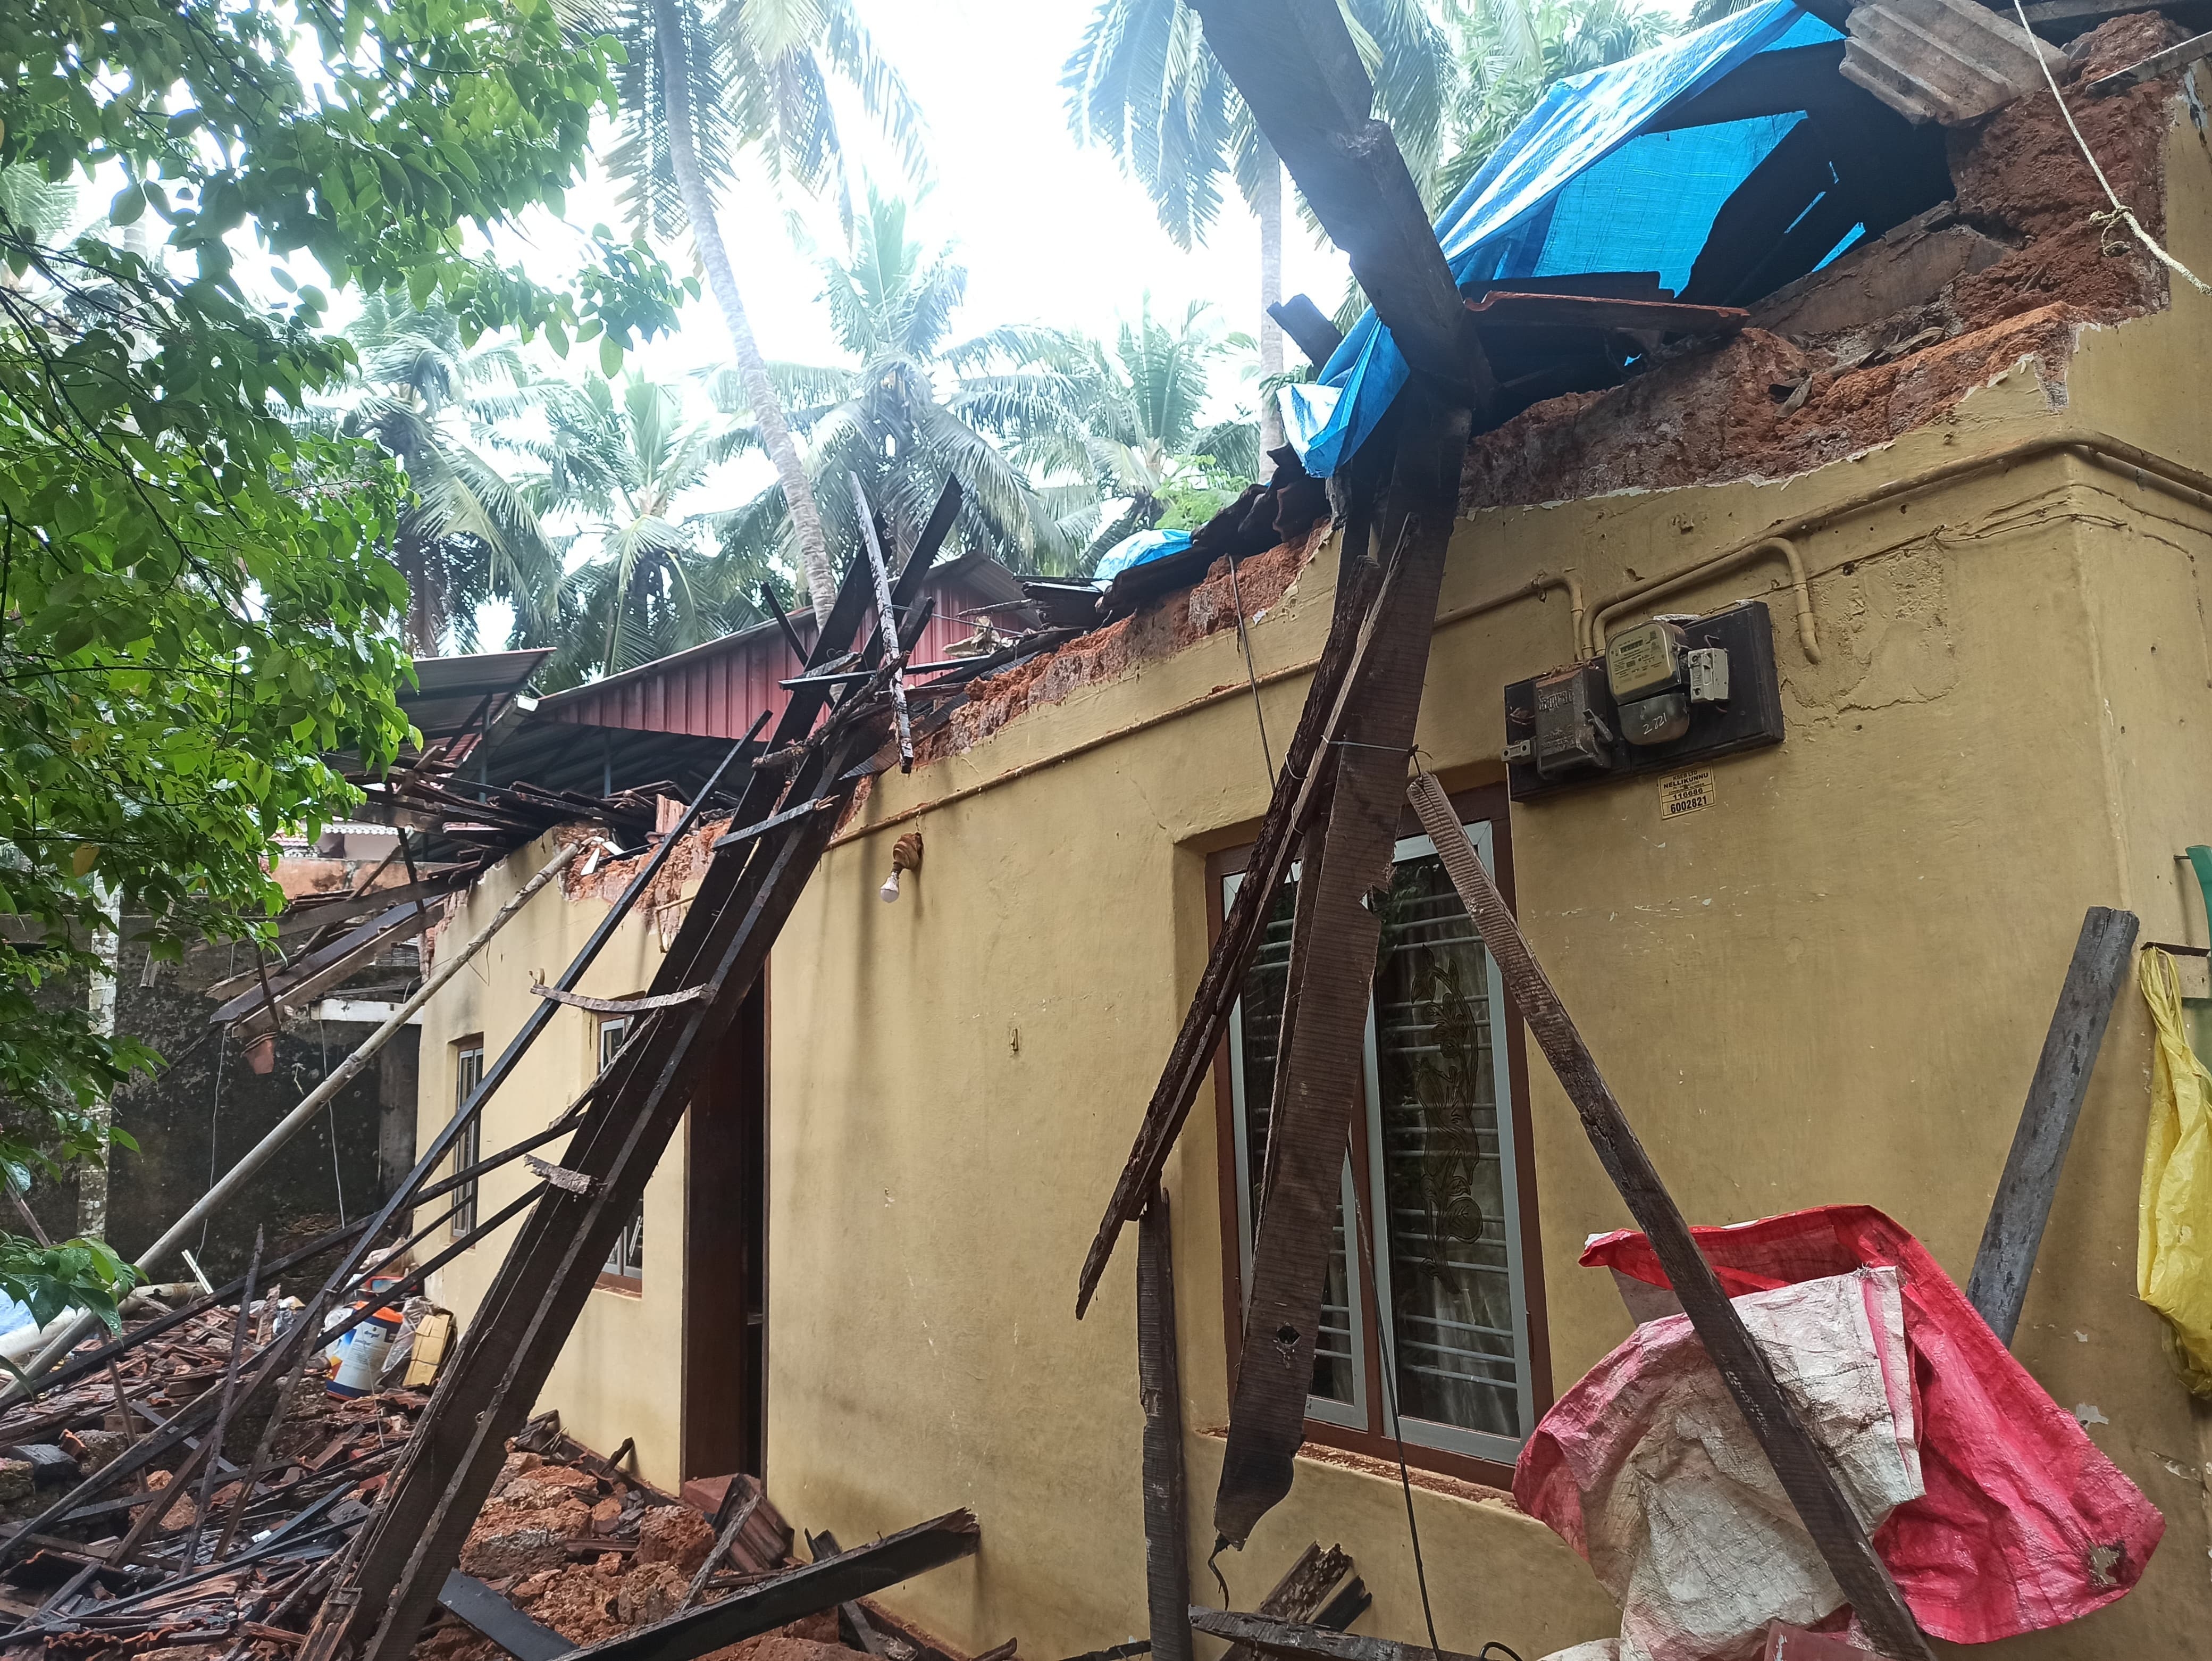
[1531,663,1613,780]
[1501,599,1781,803]
[1605,619,1729,747]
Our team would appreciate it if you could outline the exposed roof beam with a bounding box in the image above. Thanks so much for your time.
[1188,0,1493,405]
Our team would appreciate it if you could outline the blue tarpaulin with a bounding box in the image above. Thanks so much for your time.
[1093,527,1193,581]
[1281,2,1845,476]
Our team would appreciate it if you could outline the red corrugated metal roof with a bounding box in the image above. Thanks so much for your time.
[534,556,1029,740]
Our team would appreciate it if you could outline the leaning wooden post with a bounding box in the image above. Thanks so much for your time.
[1965,906,2139,1345]
[1405,772,1934,1661]
[1138,1187,1192,1661]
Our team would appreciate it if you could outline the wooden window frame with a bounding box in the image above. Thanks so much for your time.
[452,1038,484,1243]
[594,1013,644,1295]
[1208,781,1551,1490]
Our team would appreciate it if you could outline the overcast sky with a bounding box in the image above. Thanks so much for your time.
[560,0,1361,400]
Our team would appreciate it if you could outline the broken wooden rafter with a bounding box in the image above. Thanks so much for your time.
[1186,0,1492,402]
[563,1512,980,1661]
[1216,395,1472,1550]
[683,1487,763,1612]
[1189,1611,1480,1661]
[711,797,841,853]
[1403,771,1933,1661]
[1216,1545,1360,1661]
[802,1530,890,1659]
[760,581,811,665]
[2086,26,2212,95]
[522,1157,596,1197]
[437,1571,574,1661]
[528,985,712,1015]
[316,480,967,1661]
[208,902,435,1030]
[1965,906,2139,1345]
[1268,295,1345,369]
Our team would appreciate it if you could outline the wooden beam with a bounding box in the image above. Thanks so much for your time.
[1965,906,2139,1344]
[562,1513,981,1661]
[805,1531,892,1659]
[438,1572,575,1661]
[1268,296,1345,369]
[1187,0,1491,400]
[207,902,433,1027]
[1075,449,1397,1318]
[1403,772,1933,1661]
[2088,26,2212,93]
[1189,1610,1478,1661]
[1218,1545,1357,1661]
[1137,1190,1191,1661]
[1214,395,1470,1549]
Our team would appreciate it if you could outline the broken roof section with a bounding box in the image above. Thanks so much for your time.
[1284,0,1950,469]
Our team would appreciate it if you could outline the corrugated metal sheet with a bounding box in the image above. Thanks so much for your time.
[535,568,1014,741]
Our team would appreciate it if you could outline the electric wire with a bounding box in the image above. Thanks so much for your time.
[2015,0,2212,293]
[1225,552,1277,783]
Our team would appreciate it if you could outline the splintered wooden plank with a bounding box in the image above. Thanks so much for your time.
[438,1572,575,1661]
[1186,1,1490,400]
[1966,906,2138,1345]
[1403,772,1933,1661]
[1137,1191,1191,1661]
[1218,1545,1356,1661]
[564,1512,980,1661]
[1214,396,1471,1550]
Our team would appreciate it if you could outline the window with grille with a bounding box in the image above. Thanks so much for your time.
[451,1041,483,1241]
[1219,799,1542,1473]
[598,1016,644,1287]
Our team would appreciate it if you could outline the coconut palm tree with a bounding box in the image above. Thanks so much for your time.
[1026,299,1261,572]
[520,372,761,686]
[339,294,564,656]
[1063,1,1453,452]
[707,190,1096,580]
[599,0,927,625]
[1435,0,1671,201]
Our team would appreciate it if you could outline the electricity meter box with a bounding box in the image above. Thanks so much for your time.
[1502,599,1784,802]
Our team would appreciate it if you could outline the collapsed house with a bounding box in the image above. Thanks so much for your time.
[7,4,2212,1661]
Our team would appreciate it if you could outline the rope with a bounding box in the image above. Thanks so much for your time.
[2015,0,2212,294]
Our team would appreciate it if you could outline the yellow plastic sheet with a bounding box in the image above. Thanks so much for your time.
[2138,948,2212,1395]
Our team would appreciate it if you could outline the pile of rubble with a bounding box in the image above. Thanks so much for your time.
[0,1288,966,1661]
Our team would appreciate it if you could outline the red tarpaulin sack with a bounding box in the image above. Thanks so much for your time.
[1568,1205,2161,1644]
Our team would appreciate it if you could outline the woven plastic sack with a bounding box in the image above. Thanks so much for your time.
[1516,1268,1921,1661]
[1574,1206,2161,1644]
[2138,948,2212,1393]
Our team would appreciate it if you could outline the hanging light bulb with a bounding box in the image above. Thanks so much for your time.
[880,831,923,904]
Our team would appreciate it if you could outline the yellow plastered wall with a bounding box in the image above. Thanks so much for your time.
[416,99,2212,1661]
[758,106,2212,1661]
[414,840,694,1489]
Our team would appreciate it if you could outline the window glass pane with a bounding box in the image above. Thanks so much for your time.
[1370,853,1524,1440]
[599,1017,643,1282]
[453,1046,483,1240]
[1230,875,1358,1409]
